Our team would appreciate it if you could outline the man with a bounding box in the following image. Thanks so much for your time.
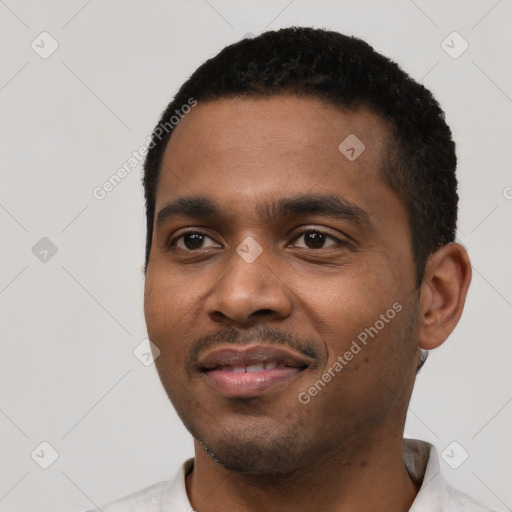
[91,27,492,511]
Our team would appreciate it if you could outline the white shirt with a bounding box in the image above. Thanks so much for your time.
[87,439,494,511]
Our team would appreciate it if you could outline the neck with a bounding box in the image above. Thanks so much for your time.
[186,432,419,512]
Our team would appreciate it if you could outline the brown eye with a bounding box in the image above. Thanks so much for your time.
[171,232,219,251]
[292,230,341,249]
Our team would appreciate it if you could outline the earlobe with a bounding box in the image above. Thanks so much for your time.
[417,243,472,350]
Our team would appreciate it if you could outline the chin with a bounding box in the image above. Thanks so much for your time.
[185,410,323,476]
[198,434,307,475]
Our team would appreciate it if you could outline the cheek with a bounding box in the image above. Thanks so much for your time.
[145,264,189,322]
[314,263,413,371]
[144,275,182,352]
[144,279,168,339]
[302,303,417,430]
[144,272,203,371]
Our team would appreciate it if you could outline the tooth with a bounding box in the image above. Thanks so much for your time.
[245,363,265,372]
[232,366,245,373]
[264,361,278,370]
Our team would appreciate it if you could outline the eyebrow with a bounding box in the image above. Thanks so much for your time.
[156,194,374,230]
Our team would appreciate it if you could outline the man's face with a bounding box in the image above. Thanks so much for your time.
[144,95,420,475]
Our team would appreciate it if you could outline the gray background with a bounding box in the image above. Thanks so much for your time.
[0,0,511,510]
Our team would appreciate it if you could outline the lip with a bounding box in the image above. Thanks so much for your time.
[198,344,311,398]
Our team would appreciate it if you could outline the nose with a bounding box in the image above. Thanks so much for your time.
[205,243,293,327]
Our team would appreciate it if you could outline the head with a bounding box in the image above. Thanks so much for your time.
[142,27,471,475]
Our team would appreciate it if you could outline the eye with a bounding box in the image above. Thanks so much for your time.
[169,231,220,251]
[168,228,346,252]
[290,229,344,249]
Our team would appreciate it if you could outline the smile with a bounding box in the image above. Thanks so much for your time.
[198,345,310,398]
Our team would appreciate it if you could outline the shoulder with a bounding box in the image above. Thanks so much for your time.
[404,439,496,512]
[440,483,497,512]
[84,480,169,512]
[83,458,194,512]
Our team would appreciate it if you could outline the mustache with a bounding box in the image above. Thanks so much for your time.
[185,325,320,373]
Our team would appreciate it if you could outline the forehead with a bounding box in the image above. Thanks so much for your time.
[161,95,389,170]
[155,95,399,227]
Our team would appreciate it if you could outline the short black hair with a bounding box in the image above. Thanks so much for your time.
[143,26,457,285]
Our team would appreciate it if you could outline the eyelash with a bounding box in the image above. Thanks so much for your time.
[167,228,347,251]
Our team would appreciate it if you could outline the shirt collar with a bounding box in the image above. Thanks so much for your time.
[403,438,443,511]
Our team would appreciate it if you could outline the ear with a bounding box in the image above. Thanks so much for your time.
[417,242,472,350]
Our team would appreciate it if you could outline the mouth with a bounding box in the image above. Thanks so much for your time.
[198,344,311,398]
